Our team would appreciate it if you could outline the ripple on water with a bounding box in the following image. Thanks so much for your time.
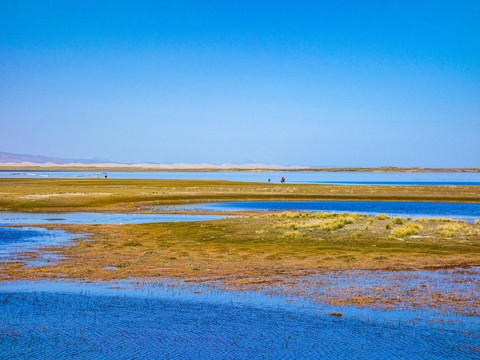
[0,281,478,360]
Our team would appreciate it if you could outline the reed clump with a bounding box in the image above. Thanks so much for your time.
[392,217,404,225]
[438,223,467,233]
[277,215,355,231]
[391,223,423,237]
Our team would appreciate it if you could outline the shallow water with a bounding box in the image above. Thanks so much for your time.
[294,268,480,317]
[163,200,480,220]
[3,170,480,185]
[0,213,226,265]
[0,227,76,266]
[0,280,478,360]
[0,212,226,225]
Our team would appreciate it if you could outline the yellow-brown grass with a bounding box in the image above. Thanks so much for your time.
[1,178,480,213]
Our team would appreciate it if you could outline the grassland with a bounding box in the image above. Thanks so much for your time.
[1,178,479,213]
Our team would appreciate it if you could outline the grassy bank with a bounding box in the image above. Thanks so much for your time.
[1,178,480,212]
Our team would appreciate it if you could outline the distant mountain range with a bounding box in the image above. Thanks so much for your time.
[0,151,306,170]
[1,151,476,172]
[0,151,110,165]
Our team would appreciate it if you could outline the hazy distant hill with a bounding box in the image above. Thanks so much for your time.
[0,151,110,165]
[0,151,305,169]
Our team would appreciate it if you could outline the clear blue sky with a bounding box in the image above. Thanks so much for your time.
[1,1,479,167]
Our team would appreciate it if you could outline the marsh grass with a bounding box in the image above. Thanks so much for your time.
[1,178,479,212]
[392,217,404,225]
[440,230,454,237]
[278,216,356,231]
[438,223,467,232]
[2,212,479,286]
[281,230,304,239]
[391,223,423,237]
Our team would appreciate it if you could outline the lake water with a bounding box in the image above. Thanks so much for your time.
[2,170,480,185]
[0,280,478,360]
[161,200,480,221]
[0,212,226,226]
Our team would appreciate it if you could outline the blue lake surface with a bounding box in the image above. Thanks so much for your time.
[0,212,225,226]
[163,200,480,220]
[2,170,480,185]
[0,280,478,360]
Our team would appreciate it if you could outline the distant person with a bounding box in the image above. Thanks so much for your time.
[105,174,108,179]
[281,176,285,183]
[268,178,270,183]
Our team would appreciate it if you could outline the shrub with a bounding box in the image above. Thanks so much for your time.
[376,214,390,220]
[392,217,404,225]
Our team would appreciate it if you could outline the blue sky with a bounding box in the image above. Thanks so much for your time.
[1,1,479,167]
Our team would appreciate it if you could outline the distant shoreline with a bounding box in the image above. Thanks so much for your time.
[0,165,479,172]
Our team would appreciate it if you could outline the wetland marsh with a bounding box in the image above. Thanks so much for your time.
[0,177,479,358]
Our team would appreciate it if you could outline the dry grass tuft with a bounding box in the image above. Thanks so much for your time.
[438,223,467,232]
[391,223,423,237]
[281,230,304,239]
[392,217,404,225]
